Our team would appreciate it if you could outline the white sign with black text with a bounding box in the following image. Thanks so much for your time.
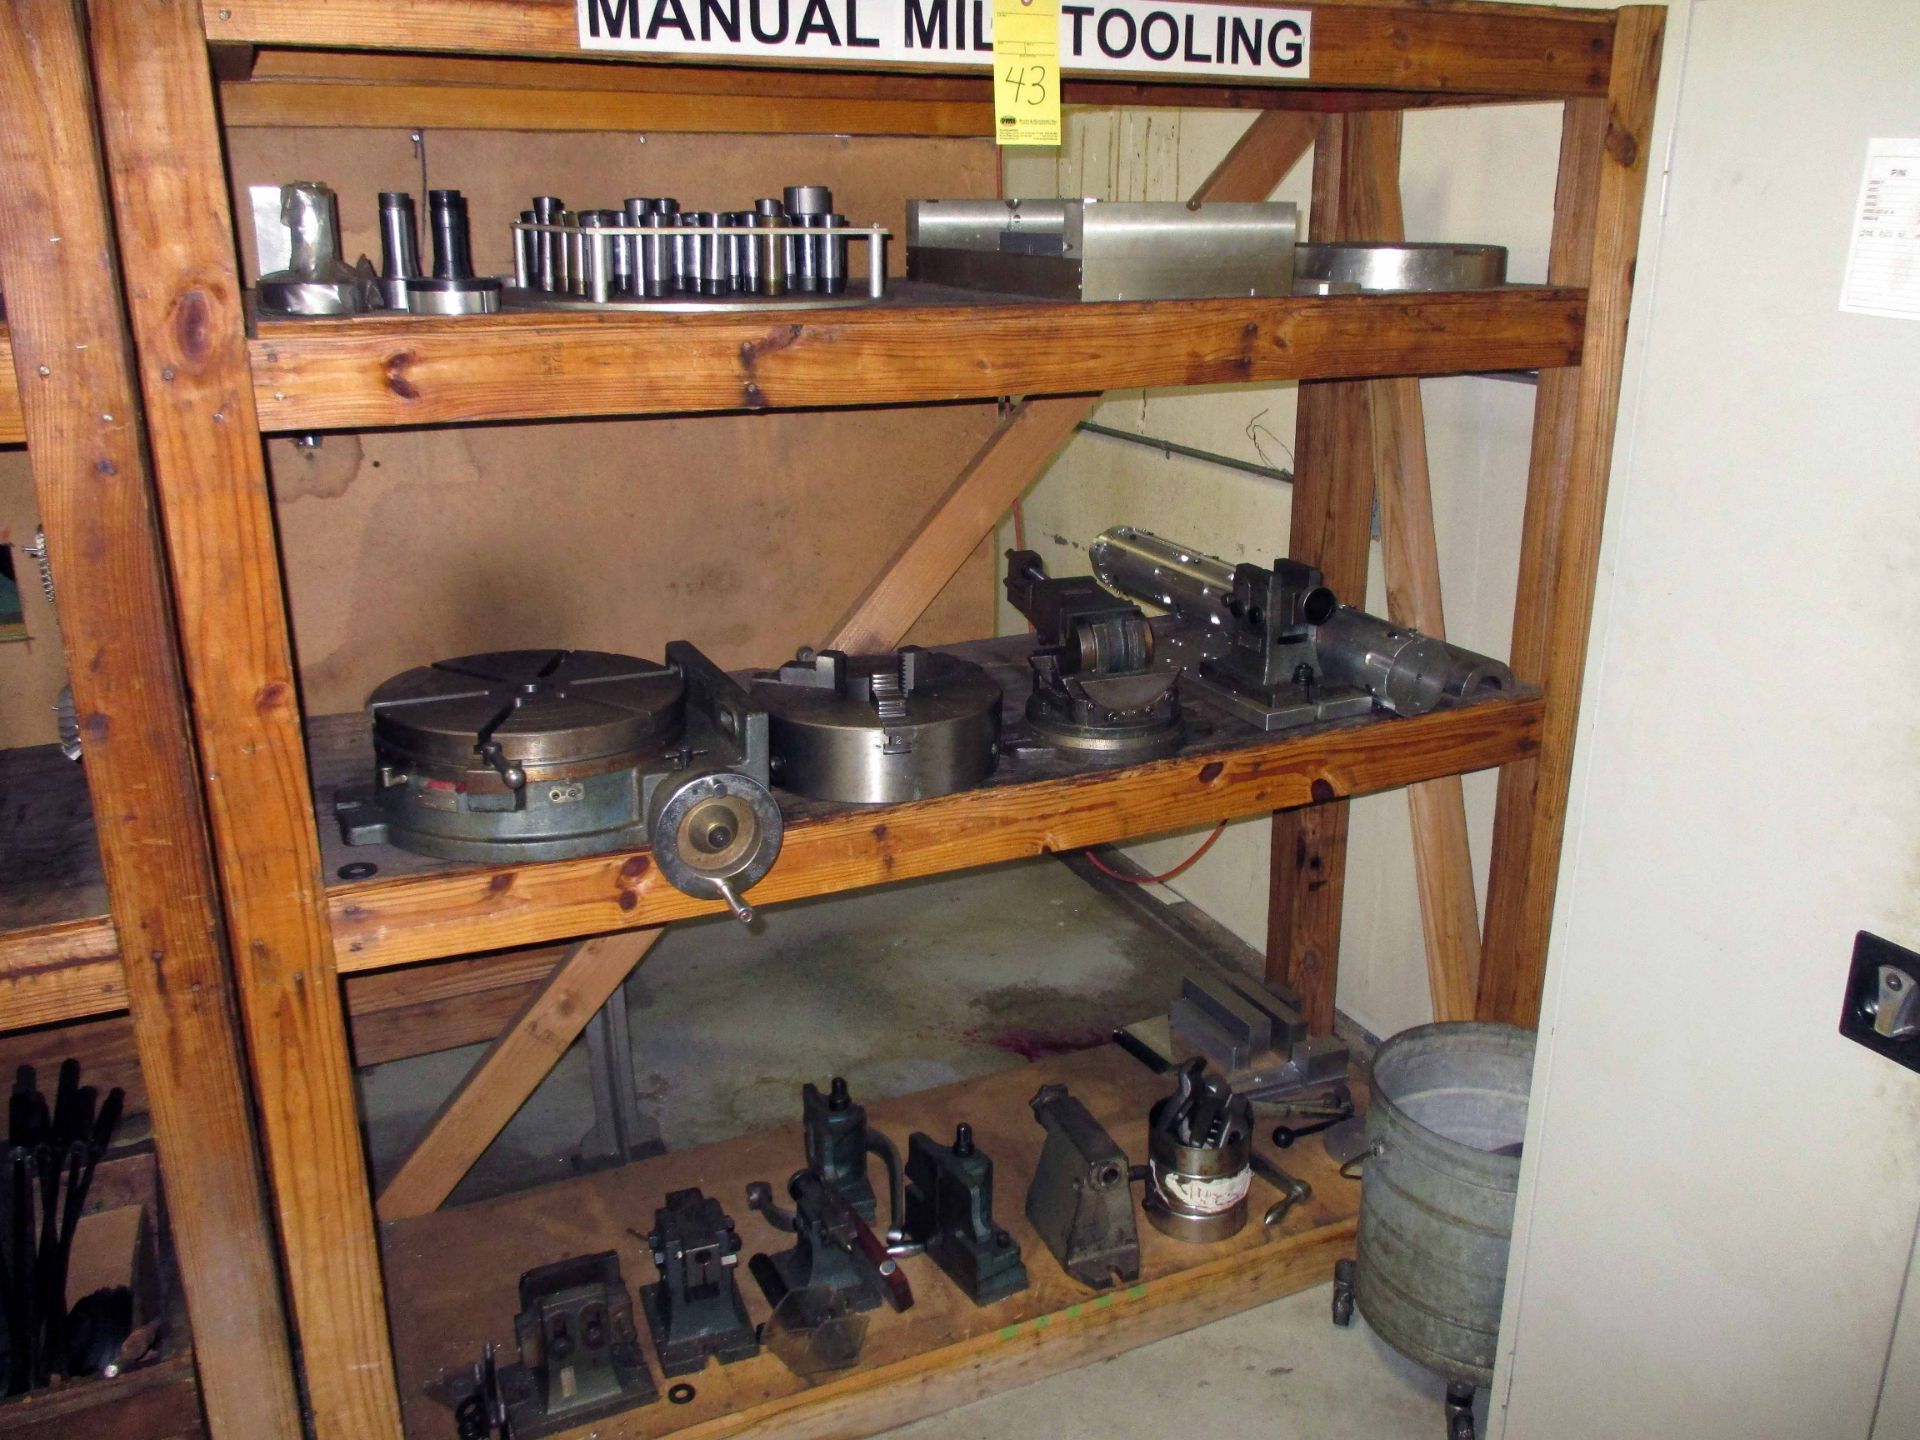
[578,1,1311,81]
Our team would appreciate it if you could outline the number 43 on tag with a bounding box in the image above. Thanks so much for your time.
[993,0,1062,147]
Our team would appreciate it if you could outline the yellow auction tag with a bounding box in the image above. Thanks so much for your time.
[992,0,1062,147]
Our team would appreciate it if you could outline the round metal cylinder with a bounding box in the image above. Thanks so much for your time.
[1145,1097,1252,1243]
[783,184,832,216]
[752,651,1001,805]
[639,214,674,296]
[1356,1022,1534,1390]
[402,276,502,315]
[377,191,421,309]
[722,211,752,293]
[785,186,831,293]
[682,211,720,295]
[818,213,849,295]
[514,210,537,289]
[345,650,686,863]
[427,189,473,281]
[578,210,615,303]
[1315,608,1512,716]
[1090,526,1238,632]
[564,212,585,295]
[532,196,563,291]
[648,198,683,291]
[792,214,825,293]
[748,210,787,296]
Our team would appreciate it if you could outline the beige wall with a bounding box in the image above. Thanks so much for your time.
[1496,0,1920,1433]
[998,104,1561,1037]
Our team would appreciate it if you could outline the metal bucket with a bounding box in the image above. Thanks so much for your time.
[1355,1021,1535,1389]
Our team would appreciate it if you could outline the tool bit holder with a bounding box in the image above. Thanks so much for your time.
[1025,1085,1141,1289]
[803,1077,877,1222]
[640,1188,760,1376]
[902,1124,1029,1307]
[494,1252,657,1440]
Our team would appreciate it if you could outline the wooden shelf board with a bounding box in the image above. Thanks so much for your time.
[0,634,1536,1022]
[382,1040,1359,1440]
[0,743,119,1028]
[207,0,1615,100]
[0,325,23,445]
[314,636,1541,971]
[250,285,1586,433]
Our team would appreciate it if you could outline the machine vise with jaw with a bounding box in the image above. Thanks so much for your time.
[1003,549,1183,759]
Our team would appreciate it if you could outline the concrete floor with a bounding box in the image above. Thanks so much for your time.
[886,1283,1480,1440]
[355,854,1469,1438]
[359,856,1201,1200]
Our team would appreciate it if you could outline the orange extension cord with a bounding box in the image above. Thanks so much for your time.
[1083,821,1228,885]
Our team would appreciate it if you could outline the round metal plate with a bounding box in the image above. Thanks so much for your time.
[367,649,685,772]
[752,651,1002,805]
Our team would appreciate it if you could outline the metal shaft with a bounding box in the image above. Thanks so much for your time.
[785,185,831,293]
[754,198,788,296]
[1089,527,1237,630]
[730,211,761,294]
[428,189,474,281]
[377,191,421,307]
[532,195,563,291]
[514,209,537,289]
[579,210,614,303]
[819,213,848,295]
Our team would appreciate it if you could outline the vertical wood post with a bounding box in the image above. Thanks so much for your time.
[1479,8,1667,1025]
[1266,113,1398,1034]
[0,1,304,1434]
[84,1,404,1433]
[1356,140,1486,1025]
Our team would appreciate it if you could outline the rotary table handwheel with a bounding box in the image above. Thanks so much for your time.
[647,769,783,923]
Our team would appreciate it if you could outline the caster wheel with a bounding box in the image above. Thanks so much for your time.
[1330,1258,1356,1327]
[1445,1382,1476,1440]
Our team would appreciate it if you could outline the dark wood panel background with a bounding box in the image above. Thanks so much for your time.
[223,128,1006,713]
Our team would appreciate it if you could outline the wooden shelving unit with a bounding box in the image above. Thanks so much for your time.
[0,1,1664,1435]
[0,5,307,1436]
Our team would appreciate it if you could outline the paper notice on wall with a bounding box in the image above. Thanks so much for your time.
[1840,138,1920,320]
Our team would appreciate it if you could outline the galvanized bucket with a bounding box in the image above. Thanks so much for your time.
[1354,1021,1535,1389]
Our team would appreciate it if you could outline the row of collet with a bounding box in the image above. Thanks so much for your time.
[512,185,856,302]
